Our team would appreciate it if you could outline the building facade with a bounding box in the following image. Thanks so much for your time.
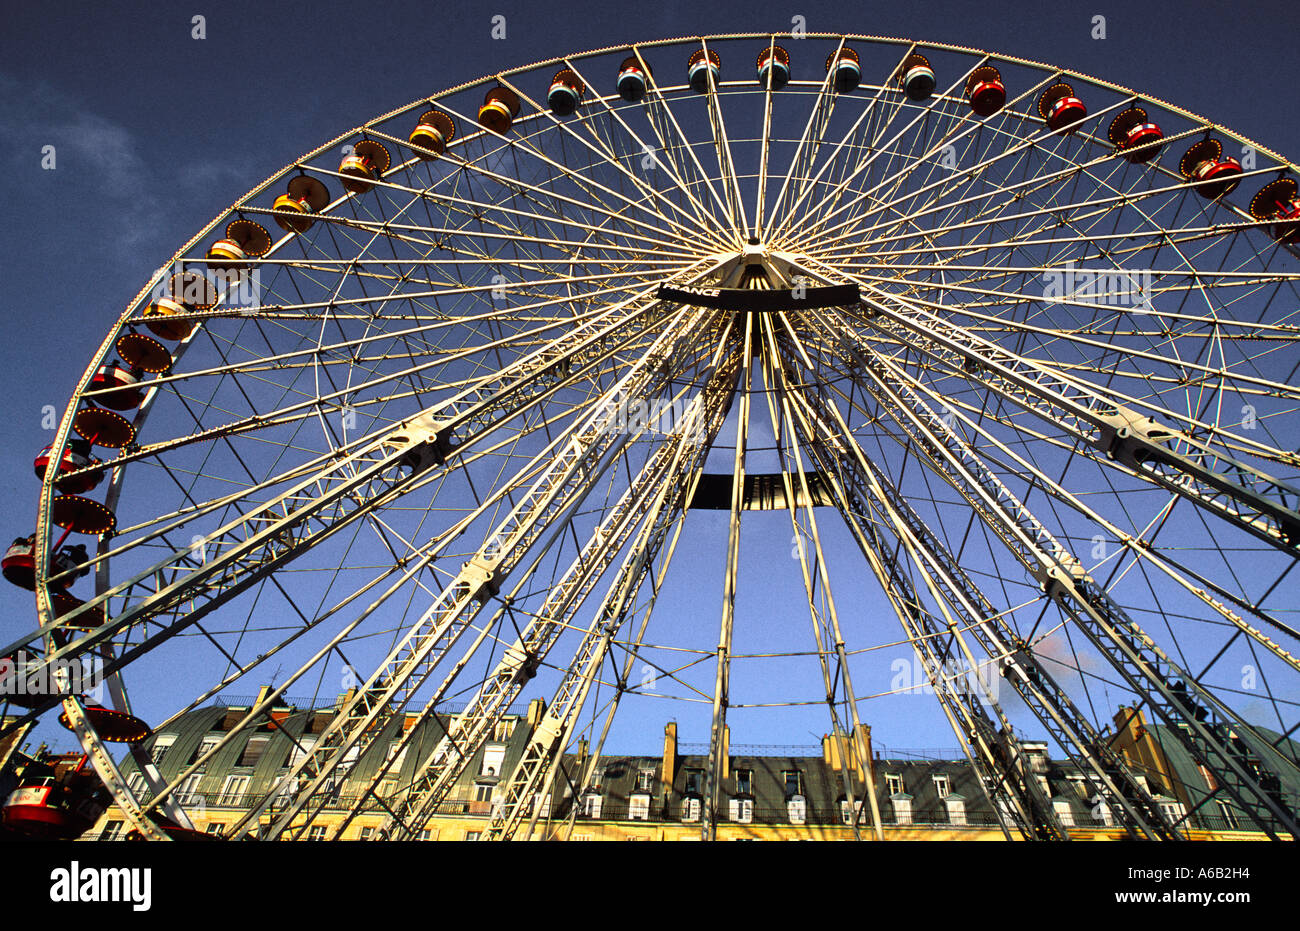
[65,690,1290,841]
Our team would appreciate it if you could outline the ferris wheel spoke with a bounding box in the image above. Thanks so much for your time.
[801,117,1227,263]
[399,98,712,260]
[505,65,730,253]
[811,91,1136,254]
[562,57,728,245]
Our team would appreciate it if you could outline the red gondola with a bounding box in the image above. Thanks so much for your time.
[966,66,1005,117]
[1250,178,1300,245]
[2,757,109,840]
[34,440,103,494]
[1038,83,1087,135]
[87,360,144,411]
[1179,139,1242,200]
[1108,108,1164,163]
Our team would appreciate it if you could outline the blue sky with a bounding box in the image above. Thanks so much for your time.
[2,0,1298,756]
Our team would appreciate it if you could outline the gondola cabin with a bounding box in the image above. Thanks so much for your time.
[756,45,790,91]
[408,111,456,159]
[688,48,721,93]
[548,69,585,115]
[34,441,102,495]
[966,66,1005,117]
[617,56,650,101]
[1038,83,1087,135]
[1108,108,1164,163]
[1180,140,1242,200]
[898,53,935,101]
[1250,178,1300,245]
[272,175,330,233]
[478,86,522,135]
[206,218,271,271]
[338,140,392,195]
[826,47,860,93]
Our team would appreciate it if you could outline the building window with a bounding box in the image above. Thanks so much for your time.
[205,823,226,835]
[126,771,147,796]
[358,826,375,841]
[532,793,551,817]
[729,798,753,823]
[492,719,514,741]
[840,799,865,826]
[681,797,702,822]
[571,833,593,842]
[307,825,328,841]
[177,772,204,805]
[1158,800,1186,824]
[465,831,482,842]
[1216,800,1239,830]
[629,794,650,821]
[150,734,176,765]
[219,774,250,806]
[787,796,807,825]
[378,779,396,798]
[190,734,222,766]
[386,740,408,770]
[636,768,656,792]
[580,793,603,818]
[932,774,950,797]
[885,773,903,796]
[100,820,124,840]
[685,769,704,795]
[417,829,438,841]
[482,743,506,778]
[589,767,606,790]
[735,769,752,795]
[782,770,804,798]
[237,735,270,767]
[1197,764,1218,792]
[474,782,494,803]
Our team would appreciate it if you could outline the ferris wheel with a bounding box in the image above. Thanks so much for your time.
[3,32,1299,843]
